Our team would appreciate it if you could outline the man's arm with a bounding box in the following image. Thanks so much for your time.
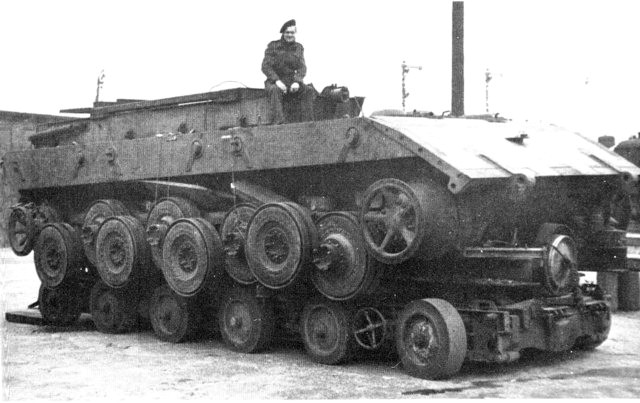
[293,43,306,83]
[261,41,280,83]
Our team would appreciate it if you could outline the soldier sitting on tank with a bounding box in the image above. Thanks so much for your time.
[261,19,315,124]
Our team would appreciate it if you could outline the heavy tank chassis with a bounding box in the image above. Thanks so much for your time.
[3,85,636,379]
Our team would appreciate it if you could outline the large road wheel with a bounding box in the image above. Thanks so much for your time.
[8,204,36,256]
[34,223,84,288]
[395,298,467,379]
[312,212,384,301]
[8,203,60,256]
[162,217,224,297]
[220,203,258,285]
[149,284,201,343]
[541,234,580,296]
[89,280,138,333]
[218,286,274,353]
[95,216,150,288]
[283,202,319,252]
[301,300,355,365]
[81,199,128,266]
[146,197,200,270]
[245,203,313,289]
[39,283,82,326]
[360,178,425,264]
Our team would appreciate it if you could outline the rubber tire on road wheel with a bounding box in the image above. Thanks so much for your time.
[220,203,258,285]
[301,300,356,365]
[312,212,384,301]
[161,218,224,297]
[8,205,36,256]
[218,286,274,353]
[245,203,312,289]
[149,284,201,343]
[95,216,150,288]
[395,298,467,380]
[147,197,200,271]
[34,223,83,289]
[39,283,82,326]
[82,199,128,267]
[90,281,138,333]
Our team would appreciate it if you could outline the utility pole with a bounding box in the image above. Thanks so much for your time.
[95,70,105,104]
[485,68,492,113]
[451,1,464,116]
[401,61,422,113]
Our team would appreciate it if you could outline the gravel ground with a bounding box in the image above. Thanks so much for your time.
[1,248,639,400]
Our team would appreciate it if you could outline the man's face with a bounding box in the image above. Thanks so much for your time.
[283,27,296,42]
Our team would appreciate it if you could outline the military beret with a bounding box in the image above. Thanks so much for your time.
[280,19,296,33]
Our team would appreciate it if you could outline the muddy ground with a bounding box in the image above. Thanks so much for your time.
[1,248,639,400]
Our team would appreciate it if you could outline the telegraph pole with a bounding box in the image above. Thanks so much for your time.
[401,61,422,113]
[95,70,105,104]
[485,68,492,113]
[451,1,464,116]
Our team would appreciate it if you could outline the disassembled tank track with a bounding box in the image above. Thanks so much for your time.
[7,175,614,380]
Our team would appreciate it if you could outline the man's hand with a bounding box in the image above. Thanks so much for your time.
[275,80,287,93]
[290,82,300,93]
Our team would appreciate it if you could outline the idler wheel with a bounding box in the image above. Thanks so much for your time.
[218,286,274,353]
[312,212,384,300]
[146,197,200,270]
[81,199,128,267]
[38,283,82,326]
[149,284,201,343]
[360,178,454,264]
[161,217,224,297]
[301,300,356,365]
[90,280,138,333]
[8,205,36,256]
[541,234,580,296]
[395,298,467,380]
[245,202,315,289]
[220,203,258,285]
[95,216,150,288]
[34,223,84,288]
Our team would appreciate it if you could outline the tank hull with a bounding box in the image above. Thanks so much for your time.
[3,88,632,379]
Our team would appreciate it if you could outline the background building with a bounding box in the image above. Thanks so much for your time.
[0,111,73,246]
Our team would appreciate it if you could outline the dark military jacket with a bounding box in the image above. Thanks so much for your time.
[261,39,307,87]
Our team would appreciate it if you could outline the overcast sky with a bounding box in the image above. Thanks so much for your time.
[1,0,639,142]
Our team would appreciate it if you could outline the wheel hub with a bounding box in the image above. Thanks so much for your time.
[354,307,387,350]
[264,227,290,264]
[108,238,126,267]
[229,315,243,329]
[308,308,338,349]
[407,318,438,362]
[177,243,198,273]
[101,301,113,316]
[313,237,349,272]
[312,321,329,340]
[44,242,61,271]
